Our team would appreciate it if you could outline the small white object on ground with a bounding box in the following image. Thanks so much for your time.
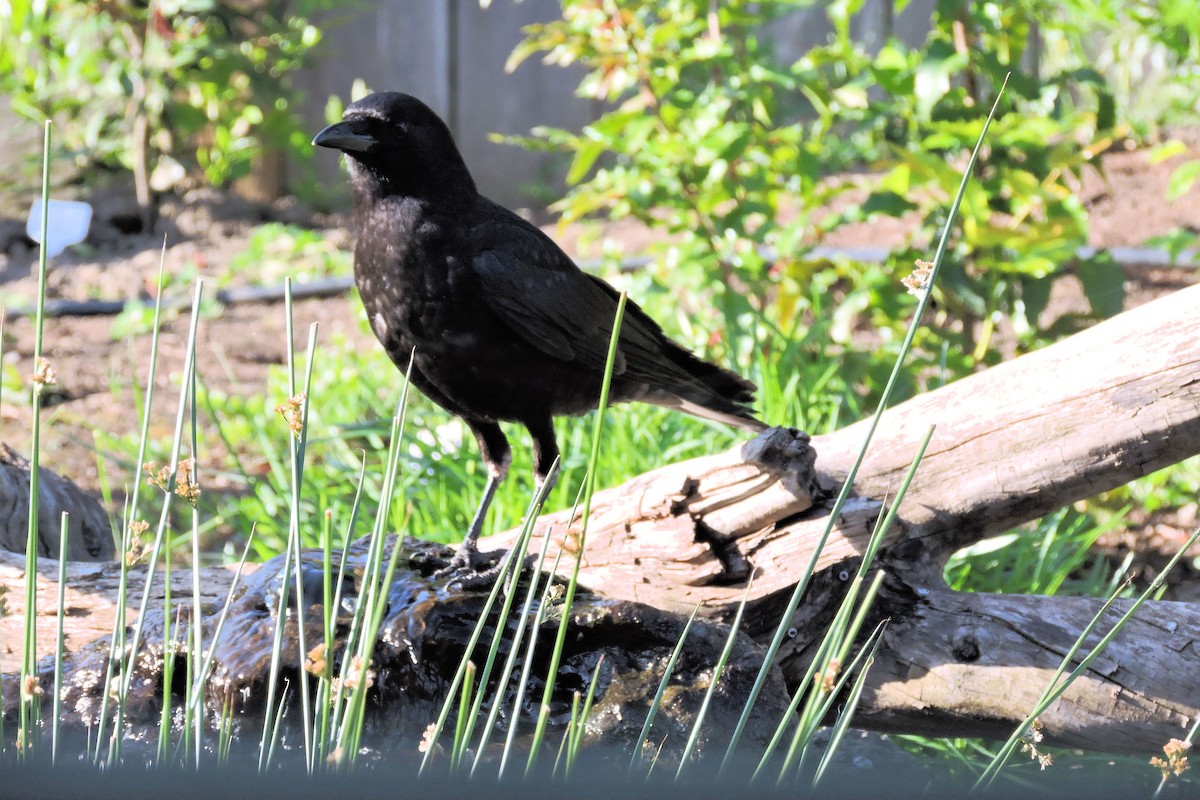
[26,199,93,258]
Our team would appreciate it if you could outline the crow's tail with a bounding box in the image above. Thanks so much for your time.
[650,344,767,432]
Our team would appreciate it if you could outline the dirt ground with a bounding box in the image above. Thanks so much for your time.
[1,140,1198,571]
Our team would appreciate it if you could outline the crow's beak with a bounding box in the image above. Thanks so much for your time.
[312,119,376,153]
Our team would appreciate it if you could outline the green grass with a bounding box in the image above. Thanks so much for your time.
[946,506,1135,597]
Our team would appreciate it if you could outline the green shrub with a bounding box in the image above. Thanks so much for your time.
[0,0,333,212]
[508,0,1162,394]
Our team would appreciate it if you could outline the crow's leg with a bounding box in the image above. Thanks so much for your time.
[528,415,560,498]
[439,420,510,579]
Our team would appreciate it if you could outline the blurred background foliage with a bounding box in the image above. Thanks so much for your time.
[0,0,332,226]
[505,0,1200,400]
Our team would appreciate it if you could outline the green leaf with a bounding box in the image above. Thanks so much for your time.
[861,190,917,217]
[566,137,607,185]
[1018,275,1052,327]
[1077,253,1125,319]
[870,42,912,95]
[1148,139,1188,165]
[1144,229,1199,263]
[1167,159,1200,201]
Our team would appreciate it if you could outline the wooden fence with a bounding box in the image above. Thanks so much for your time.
[301,0,937,208]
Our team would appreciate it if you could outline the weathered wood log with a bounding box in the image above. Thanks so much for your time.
[0,442,115,561]
[474,282,1200,753]
[813,280,1200,556]
[853,587,1200,753]
[5,539,793,767]
[3,285,1198,754]
[0,549,242,675]
[481,282,1200,612]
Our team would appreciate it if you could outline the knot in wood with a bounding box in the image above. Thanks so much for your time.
[951,627,981,663]
[739,427,816,484]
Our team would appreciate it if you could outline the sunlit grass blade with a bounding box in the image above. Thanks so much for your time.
[455,458,561,764]
[93,243,168,765]
[776,612,886,783]
[20,118,54,761]
[628,603,700,775]
[467,458,562,776]
[526,292,628,775]
[264,681,291,769]
[564,655,604,777]
[312,508,335,765]
[809,628,886,788]
[185,328,203,765]
[183,527,257,723]
[283,300,318,771]
[754,429,929,780]
[156,604,183,762]
[497,549,566,779]
[676,577,753,780]
[415,519,530,774]
[314,458,366,763]
[217,693,235,766]
[721,77,1010,772]
[335,501,406,762]
[332,359,414,765]
[51,511,69,765]
[552,693,578,778]
[451,661,478,771]
[258,296,320,771]
[113,280,205,766]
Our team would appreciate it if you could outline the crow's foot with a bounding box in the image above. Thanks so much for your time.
[435,540,510,590]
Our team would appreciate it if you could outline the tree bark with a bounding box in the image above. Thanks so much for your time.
[853,587,1200,753]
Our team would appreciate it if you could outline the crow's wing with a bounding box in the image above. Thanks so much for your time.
[468,211,764,430]
[468,204,689,373]
[472,248,629,372]
[468,210,729,388]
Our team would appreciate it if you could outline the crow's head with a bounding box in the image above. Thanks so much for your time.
[313,92,475,199]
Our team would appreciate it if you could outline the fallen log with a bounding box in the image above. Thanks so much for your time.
[3,284,1198,755]
[482,283,1200,611]
[476,282,1200,752]
[854,585,1200,753]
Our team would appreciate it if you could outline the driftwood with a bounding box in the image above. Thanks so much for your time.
[3,284,1199,755]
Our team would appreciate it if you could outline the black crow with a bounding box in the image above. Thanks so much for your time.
[313,92,766,580]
